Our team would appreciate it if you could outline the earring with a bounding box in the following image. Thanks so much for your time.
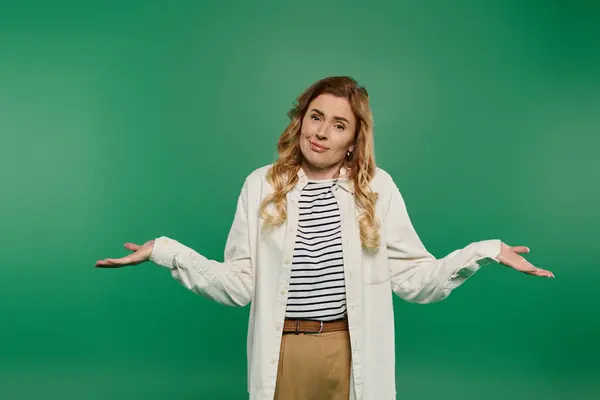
[347,150,354,157]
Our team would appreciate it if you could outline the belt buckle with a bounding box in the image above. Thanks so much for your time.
[293,319,324,334]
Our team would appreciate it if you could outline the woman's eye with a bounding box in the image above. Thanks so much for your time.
[311,114,321,121]
[335,124,345,130]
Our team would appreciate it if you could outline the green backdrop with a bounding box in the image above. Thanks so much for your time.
[1,1,599,399]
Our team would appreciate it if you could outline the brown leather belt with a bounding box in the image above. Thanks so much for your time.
[283,317,348,334]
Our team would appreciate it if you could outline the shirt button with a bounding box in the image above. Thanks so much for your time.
[281,289,286,295]
[271,359,276,364]
[285,259,290,264]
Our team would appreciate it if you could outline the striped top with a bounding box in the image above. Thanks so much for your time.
[284,178,347,322]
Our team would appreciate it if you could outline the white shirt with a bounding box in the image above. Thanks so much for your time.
[150,164,501,400]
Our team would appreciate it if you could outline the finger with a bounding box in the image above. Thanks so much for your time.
[95,259,121,268]
[522,267,555,278]
[95,254,142,268]
[512,246,530,254]
[95,259,126,268]
[519,259,554,278]
[124,242,141,252]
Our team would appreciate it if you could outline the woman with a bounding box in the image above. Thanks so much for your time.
[95,76,554,400]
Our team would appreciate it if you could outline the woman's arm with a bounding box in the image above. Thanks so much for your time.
[150,178,254,307]
[381,174,501,304]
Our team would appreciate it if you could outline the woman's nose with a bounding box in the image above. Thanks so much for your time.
[316,127,328,139]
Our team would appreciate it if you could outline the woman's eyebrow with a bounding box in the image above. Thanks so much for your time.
[310,108,350,123]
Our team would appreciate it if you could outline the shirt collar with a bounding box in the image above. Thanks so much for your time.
[296,165,354,194]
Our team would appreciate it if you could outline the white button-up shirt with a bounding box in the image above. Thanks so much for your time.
[150,164,501,400]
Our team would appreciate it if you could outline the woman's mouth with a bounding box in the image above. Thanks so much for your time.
[309,140,329,153]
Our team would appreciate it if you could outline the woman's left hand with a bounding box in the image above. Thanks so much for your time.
[496,242,554,278]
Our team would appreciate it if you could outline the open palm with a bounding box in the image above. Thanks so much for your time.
[497,242,554,278]
[95,240,155,268]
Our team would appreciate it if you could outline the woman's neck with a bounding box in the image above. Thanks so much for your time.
[301,161,345,181]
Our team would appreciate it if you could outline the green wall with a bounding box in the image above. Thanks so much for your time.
[1,1,599,398]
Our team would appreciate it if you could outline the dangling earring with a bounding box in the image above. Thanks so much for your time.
[346,149,354,157]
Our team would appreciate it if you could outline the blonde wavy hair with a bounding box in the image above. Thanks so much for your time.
[259,76,380,251]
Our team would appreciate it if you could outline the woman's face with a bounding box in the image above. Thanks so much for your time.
[299,93,357,179]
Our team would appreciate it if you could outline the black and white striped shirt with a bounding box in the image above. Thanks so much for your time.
[285,178,347,322]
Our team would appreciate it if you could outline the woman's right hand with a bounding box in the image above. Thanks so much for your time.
[95,240,155,268]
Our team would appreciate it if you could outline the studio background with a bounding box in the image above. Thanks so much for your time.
[1,1,599,399]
